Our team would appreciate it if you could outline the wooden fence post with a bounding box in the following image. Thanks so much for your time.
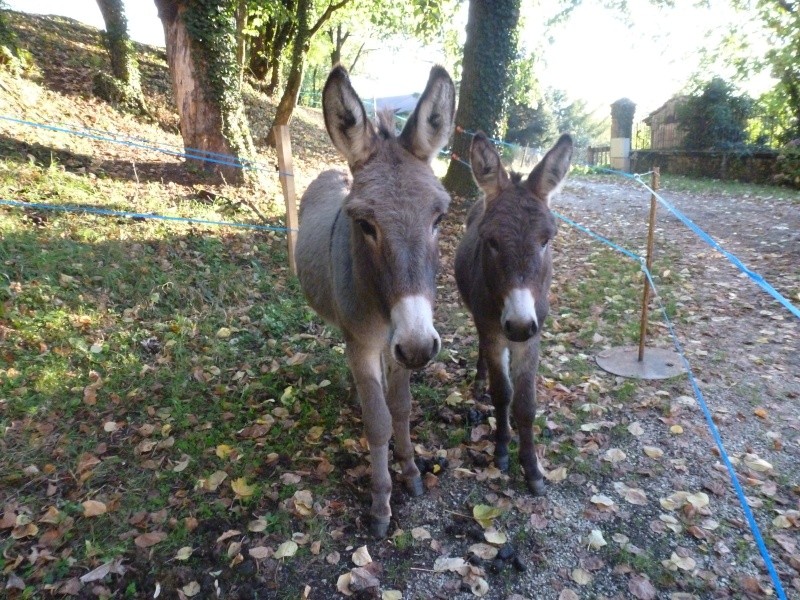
[273,124,298,275]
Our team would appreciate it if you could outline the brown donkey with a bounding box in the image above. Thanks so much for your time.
[455,132,573,494]
[295,66,455,536]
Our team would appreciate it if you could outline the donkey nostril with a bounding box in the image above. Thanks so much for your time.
[431,337,440,357]
[503,320,512,334]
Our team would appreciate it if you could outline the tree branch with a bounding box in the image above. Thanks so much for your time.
[308,0,352,39]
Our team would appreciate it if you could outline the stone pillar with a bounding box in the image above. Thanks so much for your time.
[610,98,636,172]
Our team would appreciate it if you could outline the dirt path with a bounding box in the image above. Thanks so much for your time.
[369,174,800,600]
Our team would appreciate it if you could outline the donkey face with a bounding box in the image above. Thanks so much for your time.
[323,66,455,369]
[470,133,573,342]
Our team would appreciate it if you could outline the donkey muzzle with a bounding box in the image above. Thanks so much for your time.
[502,288,539,342]
[390,295,441,370]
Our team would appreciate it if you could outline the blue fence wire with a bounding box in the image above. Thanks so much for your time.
[641,267,789,600]
[630,173,800,321]
[0,199,293,232]
[0,115,292,176]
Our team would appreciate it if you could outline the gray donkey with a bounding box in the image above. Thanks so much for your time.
[455,132,573,494]
[295,65,455,536]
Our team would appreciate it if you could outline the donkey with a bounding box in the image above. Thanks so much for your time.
[295,65,455,536]
[454,132,573,494]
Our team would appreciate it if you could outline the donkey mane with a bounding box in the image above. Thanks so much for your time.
[376,110,397,140]
[510,172,523,185]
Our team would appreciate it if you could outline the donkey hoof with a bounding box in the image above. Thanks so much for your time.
[370,517,391,538]
[406,476,424,497]
[527,477,546,496]
[495,454,510,472]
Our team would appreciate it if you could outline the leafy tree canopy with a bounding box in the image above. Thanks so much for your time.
[677,77,754,150]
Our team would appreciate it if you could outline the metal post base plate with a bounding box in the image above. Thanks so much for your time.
[595,346,685,380]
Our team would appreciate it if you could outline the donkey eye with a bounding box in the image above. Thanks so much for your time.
[486,238,500,253]
[433,214,445,233]
[357,219,377,239]
[541,239,549,250]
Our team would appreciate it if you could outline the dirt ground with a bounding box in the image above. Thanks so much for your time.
[332,168,798,600]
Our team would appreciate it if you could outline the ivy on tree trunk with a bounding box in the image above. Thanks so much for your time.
[94,0,147,114]
[154,0,258,185]
[442,0,521,198]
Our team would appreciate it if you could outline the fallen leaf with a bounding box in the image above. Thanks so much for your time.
[411,526,431,540]
[433,556,469,573]
[602,448,626,463]
[484,528,507,545]
[182,581,200,597]
[215,444,235,459]
[352,545,372,567]
[473,504,504,528]
[643,446,664,459]
[248,517,267,532]
[628,574,657,599]
[545,466,568,482]
[249,546,272,559]
[231,477,256,498]
[82,500,107,518]
[134,531,167,548]
[571,567,593,585]
[590,494,616,509]
[670,425,684,434]
[686,492,709,509]
[383,591,402,600]
[201,470,228,492]
[662,552,696,571]
[743,454,773,473]
[627,422,644,436]
[336,573,353,596]
[174,547,193,561]
[274,540,298,559]
[291,490,314,517]
[586,529,607,550]
[468,543,498,560]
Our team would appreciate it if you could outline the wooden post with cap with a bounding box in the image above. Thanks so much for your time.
[273,124,298,274]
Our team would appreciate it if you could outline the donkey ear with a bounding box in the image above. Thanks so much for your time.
[470,132,510,200]
[526,133,573,205]
[322,66,377,168]
[399,65,455,162]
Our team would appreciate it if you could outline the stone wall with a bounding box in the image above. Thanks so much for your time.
[630,149,779,184]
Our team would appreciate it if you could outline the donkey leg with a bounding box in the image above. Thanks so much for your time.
[510,342,545,495]
[472,346,488,399]
[483,338,513,472]
[385,353,423,496]
[346,343,394,537]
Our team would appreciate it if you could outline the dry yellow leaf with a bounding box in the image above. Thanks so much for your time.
[231,477,256,498]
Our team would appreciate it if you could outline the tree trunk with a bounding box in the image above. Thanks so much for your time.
[235,0,247,88]
[267,0,352,145]
[442,0,521,198]
[264,16,295,96]
[154,0,258,185]
[95,0,147,113]
[268,0,309,146]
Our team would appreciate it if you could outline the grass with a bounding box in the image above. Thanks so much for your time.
[0,151,365,586]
